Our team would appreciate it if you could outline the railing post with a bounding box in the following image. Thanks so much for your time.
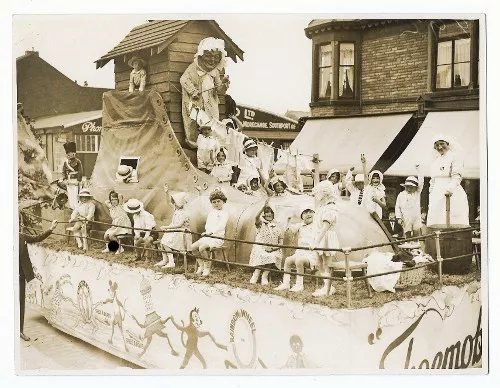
[343,247,353,309]
[434,231,443,288]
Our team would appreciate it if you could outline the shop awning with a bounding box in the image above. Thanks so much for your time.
[32,110,102,130]
[288,113,414,172]
[384,111,480,179]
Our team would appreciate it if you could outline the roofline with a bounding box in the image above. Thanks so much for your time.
[95,19,244,69]
[304,19,417,38]
[238,103,298,124]
[303,110,417,122]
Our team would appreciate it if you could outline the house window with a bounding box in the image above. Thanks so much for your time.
[339,43,355,98]
[75,134,100,153]
[318,44,333,99]
[436,38,471,89]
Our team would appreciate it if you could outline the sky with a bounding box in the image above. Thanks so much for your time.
[13,14,313,115]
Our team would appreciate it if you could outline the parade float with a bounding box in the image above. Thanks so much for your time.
[18,22,484,372]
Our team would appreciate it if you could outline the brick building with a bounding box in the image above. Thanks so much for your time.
[16,50,110,178]
[291,19,480,220]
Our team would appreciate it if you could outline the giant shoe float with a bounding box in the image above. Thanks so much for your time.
[22,91,483,371]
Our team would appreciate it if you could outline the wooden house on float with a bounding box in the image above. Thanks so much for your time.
[95,20,244,150]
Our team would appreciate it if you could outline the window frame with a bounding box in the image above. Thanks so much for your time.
[313,40,358,102]
[75,134,100,153]
[435,35,471,91]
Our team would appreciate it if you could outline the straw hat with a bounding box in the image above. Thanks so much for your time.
[124,198,144,213]
[400,176,419,188]
[78,189,93,198]
[127,56,147,68]
[116,165,133,181]
[242,138,258,152]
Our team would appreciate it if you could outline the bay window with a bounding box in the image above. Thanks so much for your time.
[318,44,333,99]
[436,38,471,89]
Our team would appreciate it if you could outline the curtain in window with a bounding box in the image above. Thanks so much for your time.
[454,38,471,87]
[318,44,333,98]
[339,43,355,97]
[436,41,452,88]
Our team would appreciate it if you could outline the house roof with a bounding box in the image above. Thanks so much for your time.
[95,20,244,69]
[305,19,416,38]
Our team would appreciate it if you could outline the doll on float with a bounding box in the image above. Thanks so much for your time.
[180,37,230,148]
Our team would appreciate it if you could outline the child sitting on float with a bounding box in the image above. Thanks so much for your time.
[156,184,191,269]
[66,189,95,251]
[190,188,229,277]
[124,198,158,261]
[275,204,316,292]
[245,173,268,198]
[309,180,340,297]
[102,190,132,254]
[395,165,424,240]
[196,124,219,174]
[249,199,284,285]
[210,146,234,184]
[237,138,266,187]
[268,176,291,197]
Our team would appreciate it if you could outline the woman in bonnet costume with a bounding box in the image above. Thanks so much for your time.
[180,37,230,148]
[427,133,469,226]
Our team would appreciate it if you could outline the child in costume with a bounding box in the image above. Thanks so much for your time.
[395,165,424,239]
[62,141,83,210]
[237,138,266,186]
[275,204,316,292]
[102,191,132,254]
[210,146,233,184]
[326,168,343,202]
[364,170,386,218]
[156,185,191,269]
[66,189,95,250]
[245,173,268,198]
[249,199,284,285]
[191,189,229,276]
[268,176,291,197]
[197,124,219,174]
[310,180,340,297]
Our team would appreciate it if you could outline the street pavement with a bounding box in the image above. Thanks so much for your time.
[19,306,141,372]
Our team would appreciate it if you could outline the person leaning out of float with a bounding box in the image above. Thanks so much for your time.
[395,165,424,240]
[245,173,268,198]
[124,198,158,261]
[115,164,138,183]
[102,190,132,255]
[62,141,83,210]
[128,56,147,92]
[66,189,95,251]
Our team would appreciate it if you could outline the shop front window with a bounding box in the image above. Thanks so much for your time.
[75,134,100,153]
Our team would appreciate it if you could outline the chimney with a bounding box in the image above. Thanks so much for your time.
[25,49,39,56]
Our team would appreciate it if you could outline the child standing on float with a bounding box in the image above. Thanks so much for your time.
[309,180,340,297]
[237,138,267,187]
[249,199,284,285]
[196,124,219,174]
[156,184,191,269]
[190,189,229,277]
[210,146,234,184]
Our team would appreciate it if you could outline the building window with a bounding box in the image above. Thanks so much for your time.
[75,134,100,153]
[318,44,333,99]
[436,38,471,89]
[315,41,357,101]
[339,43,355,98]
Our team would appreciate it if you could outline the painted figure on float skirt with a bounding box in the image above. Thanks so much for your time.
[180,37,230,148]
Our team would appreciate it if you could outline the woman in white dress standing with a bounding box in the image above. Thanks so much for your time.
[427,134,469,226]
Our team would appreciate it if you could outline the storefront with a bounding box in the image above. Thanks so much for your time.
[235,104,300,149]
[33,110,102,180]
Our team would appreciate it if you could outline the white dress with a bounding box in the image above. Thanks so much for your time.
[161,209,190,251]
[314,203,340,261]
[196,208,229,248]
[427,151,469,226]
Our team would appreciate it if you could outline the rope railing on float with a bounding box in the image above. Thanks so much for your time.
[19,210,481,309]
